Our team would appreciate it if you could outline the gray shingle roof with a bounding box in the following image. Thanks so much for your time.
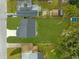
[16,18,36,38]
[17,7,37,17]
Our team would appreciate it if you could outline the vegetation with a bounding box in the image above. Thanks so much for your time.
[69,0,79,8]
[32,0,59,10]
[38,44,60,59]
[69,0,78,5]
[55,28,79,59]
[7,48,21,59]
[7,0,16,13]
[7,17,21,30]
[55,17,79,59]
[63,4,78,17]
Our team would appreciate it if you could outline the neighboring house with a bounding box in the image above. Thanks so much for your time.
[21,43,43,59]
[7,43,43,59]
[22,52,43,59]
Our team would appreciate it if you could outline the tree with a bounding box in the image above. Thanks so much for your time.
[76,1,79,8]
[69,0,79,8]
[63,5,78,17]
[69,0,78,5]
[55,27,79,59]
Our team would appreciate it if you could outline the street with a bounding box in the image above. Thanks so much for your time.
[0,0,7,59]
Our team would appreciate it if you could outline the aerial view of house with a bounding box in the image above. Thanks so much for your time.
[7,0,79,59]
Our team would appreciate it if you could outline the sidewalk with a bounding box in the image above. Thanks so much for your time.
[7,43,21,48]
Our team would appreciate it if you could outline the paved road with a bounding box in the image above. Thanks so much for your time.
[0,0,7,59]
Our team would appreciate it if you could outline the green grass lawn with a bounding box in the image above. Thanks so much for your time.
[37,43,62,59]
[7,0,16,13]
[7,17,64,43]
[7,17,21,30]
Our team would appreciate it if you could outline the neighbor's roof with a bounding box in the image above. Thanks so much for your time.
[22,52,43,59]
[22,53,38,59]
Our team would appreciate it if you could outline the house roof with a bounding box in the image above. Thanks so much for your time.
[22,52,43,59]
[17,6,37,17]
[17,0,38,17]
[16,19,36,38]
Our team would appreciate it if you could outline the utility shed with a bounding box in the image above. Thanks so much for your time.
[16,18,36,38]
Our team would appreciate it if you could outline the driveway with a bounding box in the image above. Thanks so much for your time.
[7,29,16,37]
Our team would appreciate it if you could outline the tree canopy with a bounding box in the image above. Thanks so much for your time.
[55,28,79,59]
[69,0,78,5]
[63,5,78,17]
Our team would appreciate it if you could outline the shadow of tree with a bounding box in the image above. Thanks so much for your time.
[10,48,21,56]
